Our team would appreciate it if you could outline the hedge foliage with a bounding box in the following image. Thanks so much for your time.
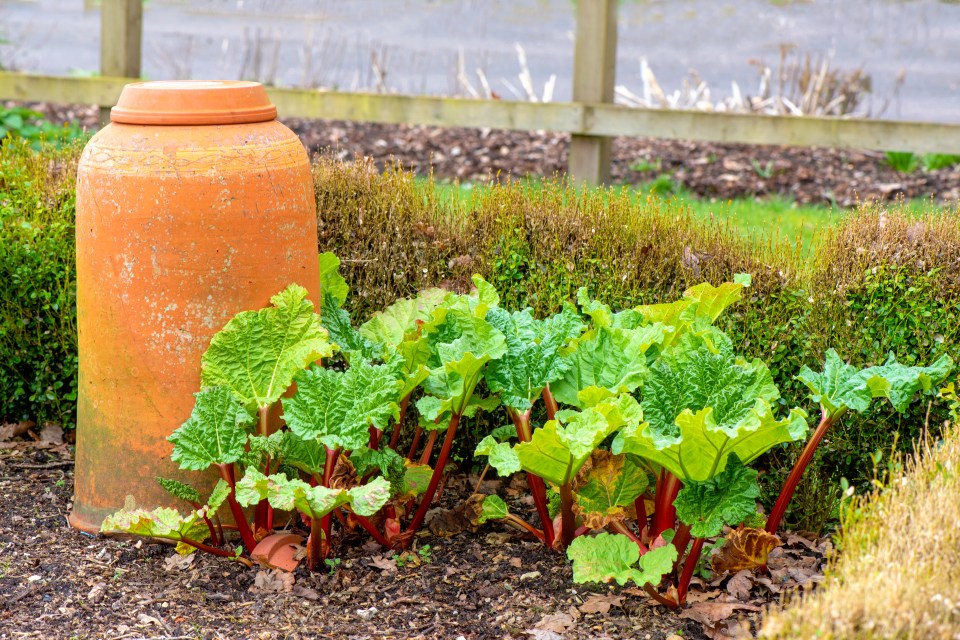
[0,138,81,428]
[3,144,958,530]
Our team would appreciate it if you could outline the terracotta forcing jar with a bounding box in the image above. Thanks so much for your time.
[71,81,319,532]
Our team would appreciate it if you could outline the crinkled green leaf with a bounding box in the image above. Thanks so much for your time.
[475,435,522,476]
[798,350,954,418]
[359,288,447,349]
[674,455,759,538]
[573,451,648,529]
[101,506,210,551]
[201,284,334,411]
[321,293,381,361]
[157,477,202,505]
[484,305,585,411]
[475,494,509,525]
[462,394,501,418]
[420,311,506,416]
[282,358,402,452]
[319,252,349,307]
[490,425,518,442]
[351,446,407,496]
[206,478,231,514]
[168,387,253,471]
[346,477,391,516]
[552,325,670,407]
[283,434,326,477]
[248,430,287,460]
[401,462,433,499]
[515,392,643,486]
[567,533,676,587]
[614,344,808,482]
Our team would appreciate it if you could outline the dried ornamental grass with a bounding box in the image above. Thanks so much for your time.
[760,426,960,639]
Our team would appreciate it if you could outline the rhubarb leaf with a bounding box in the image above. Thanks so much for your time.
[798,350,954,417]
[157,477,202,505]
[359,288,448,349]
[168,387,253,471]
[475,435,521,476]
[206,479,231,515]
[351,446,407,496]
[201,284,334,411]
[614,344,808,482]
[573,450,648,529]
[282,358,402,452]
[101,506,210,553]
[321,294,380,361]
[515,391,643,486]
[484,305,585,411]
[283,435,326,477]
[673,455,760,538]
[235,469,388,519]
[319,252,349,307]
[476,494,509,525]
[552,325,670,407]
[567,533,677,587]
[419,308,506,417]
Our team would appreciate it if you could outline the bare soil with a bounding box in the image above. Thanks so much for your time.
[0,433,830,640]
[19,101,960,207]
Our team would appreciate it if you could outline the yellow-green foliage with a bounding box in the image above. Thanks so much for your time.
[761,425,960,639]
[0,138,82,427]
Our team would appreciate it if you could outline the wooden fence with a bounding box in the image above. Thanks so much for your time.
[2,0,959,185]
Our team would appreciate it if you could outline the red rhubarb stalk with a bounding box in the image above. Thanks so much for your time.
[509,407,555,547]
[676,537,705,605]
[651,470,682,538]
[215,463,256,553]
[388,395,411,450]
[766,408,836,534]
[418,430,439,465]
[406,412,461,536]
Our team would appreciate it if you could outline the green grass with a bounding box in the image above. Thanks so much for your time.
[428,177,952,252]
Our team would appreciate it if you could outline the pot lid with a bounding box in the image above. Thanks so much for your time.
[110,80,278,125]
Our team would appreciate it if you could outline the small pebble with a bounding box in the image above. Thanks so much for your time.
[356,606,378,620]
[520,571,541,581]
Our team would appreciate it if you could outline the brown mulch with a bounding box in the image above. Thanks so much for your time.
[0,429,831,640]
[15,101,960,207]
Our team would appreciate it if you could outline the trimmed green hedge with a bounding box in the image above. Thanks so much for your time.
[0,139,81,428]
[3,144,958,531]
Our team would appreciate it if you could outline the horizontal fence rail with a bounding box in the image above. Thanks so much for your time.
[2,71,960,157]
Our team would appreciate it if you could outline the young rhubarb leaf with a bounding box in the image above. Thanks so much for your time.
[418,309,507,418]
[200,284,334,411]
[613,343,808,482]
[572,450,648,529]
[321,294,381,361]
[551,325,670,407]
[484,305,585,411]
[474,494,509,525]
[673,455,760,538]
[236,469,391,519]
[101,506,211,554]
[319,252,349,308]
[474,434,521,476]
[359,288,448,350]
[282,358,402,454]
[797,350,954,418]
[168,387,253,471]
[157,477,202,505]
[515,391,643,486]
[567,532,677,586]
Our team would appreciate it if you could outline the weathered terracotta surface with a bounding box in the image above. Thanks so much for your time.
[70,81,319,532]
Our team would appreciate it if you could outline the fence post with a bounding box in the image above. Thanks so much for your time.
[99,0,142,125]
[569,0,618,186]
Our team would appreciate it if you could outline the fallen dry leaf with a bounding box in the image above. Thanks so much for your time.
[39,423,63,446]
[526,631,564,640]
[369,554,398,573]
[725,570,753,600]
[712,527,782,574]
[250,569,294,593]
[783,532,817,550]
[0,421,34,442]
[533,612,576,634]
[578,593,624,614]
[679,601,761,626]
[163,553,196,573]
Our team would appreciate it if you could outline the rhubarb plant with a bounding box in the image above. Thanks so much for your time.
[765,349,953,533]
